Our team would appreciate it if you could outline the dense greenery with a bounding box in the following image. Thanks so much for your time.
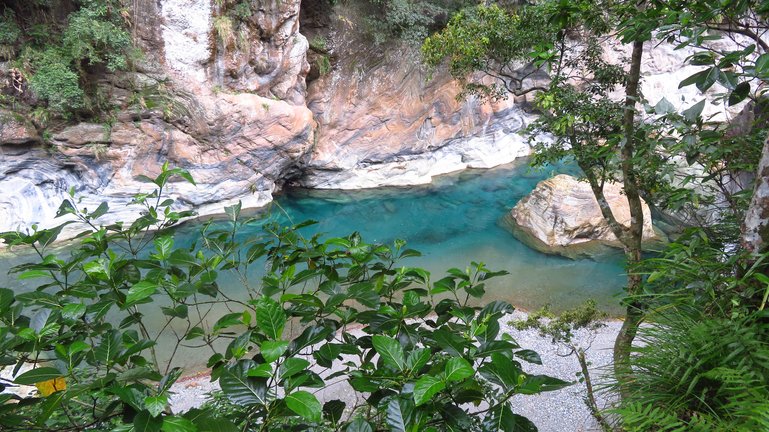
[0,165,568,431]
[358,0,474,46]
[423,0,769,429]
[1,0,132,117]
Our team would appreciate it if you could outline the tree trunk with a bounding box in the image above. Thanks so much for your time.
[612,38,646,392]
[742,138,769,255]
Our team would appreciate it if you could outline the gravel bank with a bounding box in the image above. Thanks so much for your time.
[169,311,621,431]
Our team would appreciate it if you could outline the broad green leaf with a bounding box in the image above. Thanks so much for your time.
[161,416,197,432]
[134,410,163,432]
[280,358,310,379]
[682,99,706,123]
[482,403,536,432]
[514,349,542,365]
[219,361,267,406]
[61,303,86,320]
[145,394,168,417]
[405,348,431,372]
[372,335,405,371]
[285,391,322,423]
[345,416,373,432]
[444,357,474,382]
[323,400,346,424]
[413,375,445,406]
[729,82,751,106]
[385,398,414,432]
[756,53,769,77]
[14,367,63,385]
[255,297,286,340]
[653,97,676,115]
[126,281,158,306]
[260,340,288,363]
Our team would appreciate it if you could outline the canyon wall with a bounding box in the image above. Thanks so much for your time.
[0,0,748,236]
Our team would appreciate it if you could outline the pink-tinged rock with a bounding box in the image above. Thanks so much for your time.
[507,174,664,258]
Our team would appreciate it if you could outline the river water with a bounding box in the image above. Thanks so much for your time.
[0,159,628,368]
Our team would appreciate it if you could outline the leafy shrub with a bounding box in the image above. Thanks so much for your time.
[0,165,569,431]
[0,9,20,45]
[362,0,474,46]
[615,311,769,431]
[27,50,85,113]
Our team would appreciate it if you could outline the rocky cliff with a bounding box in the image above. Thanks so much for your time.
[1,0,315,233]
[0,0,746,236]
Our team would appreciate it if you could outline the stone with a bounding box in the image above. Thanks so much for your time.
[300,3,544,189]
[0,110,40,146]
[506,174,663,258]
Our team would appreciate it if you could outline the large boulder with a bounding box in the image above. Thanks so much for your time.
[0,110,40,146]
[506,174,663,258]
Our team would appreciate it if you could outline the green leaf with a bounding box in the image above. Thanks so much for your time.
[372,335,405,371]
[729,82,750,106]
[385,398,414,432]
[756,53,769,77]
[280,358,310,379]
[134,410,163,432]
[285,391,322,423]
[219,361,267,406]
[682,99,706,123]
[405,348,431,372]
[14,367,63,385]
[444,357,474,382]
[260,340,288,363]
[255,297,286,340]
[90,202,109,220]
[161,416,197,432]
[126,281,158,306]
[61,303,86,320]
[697,66,720,92]
[323,399,346,424]
[145,394,168,418]
[653,97,676,115]
[413,375,445,406]
[514,349,542,365]
[483,403,536,432]
[345,416,373,432]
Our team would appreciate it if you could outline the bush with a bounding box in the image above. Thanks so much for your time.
[615,311,769,431]
[28,51,85,113]
[0,165,569,431]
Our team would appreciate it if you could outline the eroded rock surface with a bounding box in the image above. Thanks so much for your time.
[300,4,544,189]
[506,174,662,258]
[0,0,314,235]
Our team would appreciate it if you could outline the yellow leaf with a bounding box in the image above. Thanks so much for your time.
[35,377,66,396]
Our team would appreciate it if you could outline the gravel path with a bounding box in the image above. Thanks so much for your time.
[169,311,622,431]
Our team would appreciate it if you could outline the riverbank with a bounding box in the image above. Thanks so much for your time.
[169,310,622,432]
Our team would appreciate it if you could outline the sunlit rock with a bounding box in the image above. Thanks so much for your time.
[506,174,664,258]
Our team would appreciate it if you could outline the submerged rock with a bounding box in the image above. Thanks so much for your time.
[506,174,664,259]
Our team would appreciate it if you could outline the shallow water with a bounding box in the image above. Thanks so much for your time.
[243,159,626,314]
[0,159,628,368]
[0,159,627,315]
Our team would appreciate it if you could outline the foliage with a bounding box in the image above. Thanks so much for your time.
[26,49,85,112]
[361,0,474,46]
[614,310,769,431]
[510,300,606,345]
[0,164,568,431]
[4,0,133,116]
[0,9,21,48]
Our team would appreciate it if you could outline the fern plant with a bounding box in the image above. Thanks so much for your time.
[614,311,769,431]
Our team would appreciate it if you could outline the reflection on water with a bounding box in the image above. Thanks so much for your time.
[0,159,628,368]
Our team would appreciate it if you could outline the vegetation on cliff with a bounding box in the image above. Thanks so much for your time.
[0,0,133,119]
